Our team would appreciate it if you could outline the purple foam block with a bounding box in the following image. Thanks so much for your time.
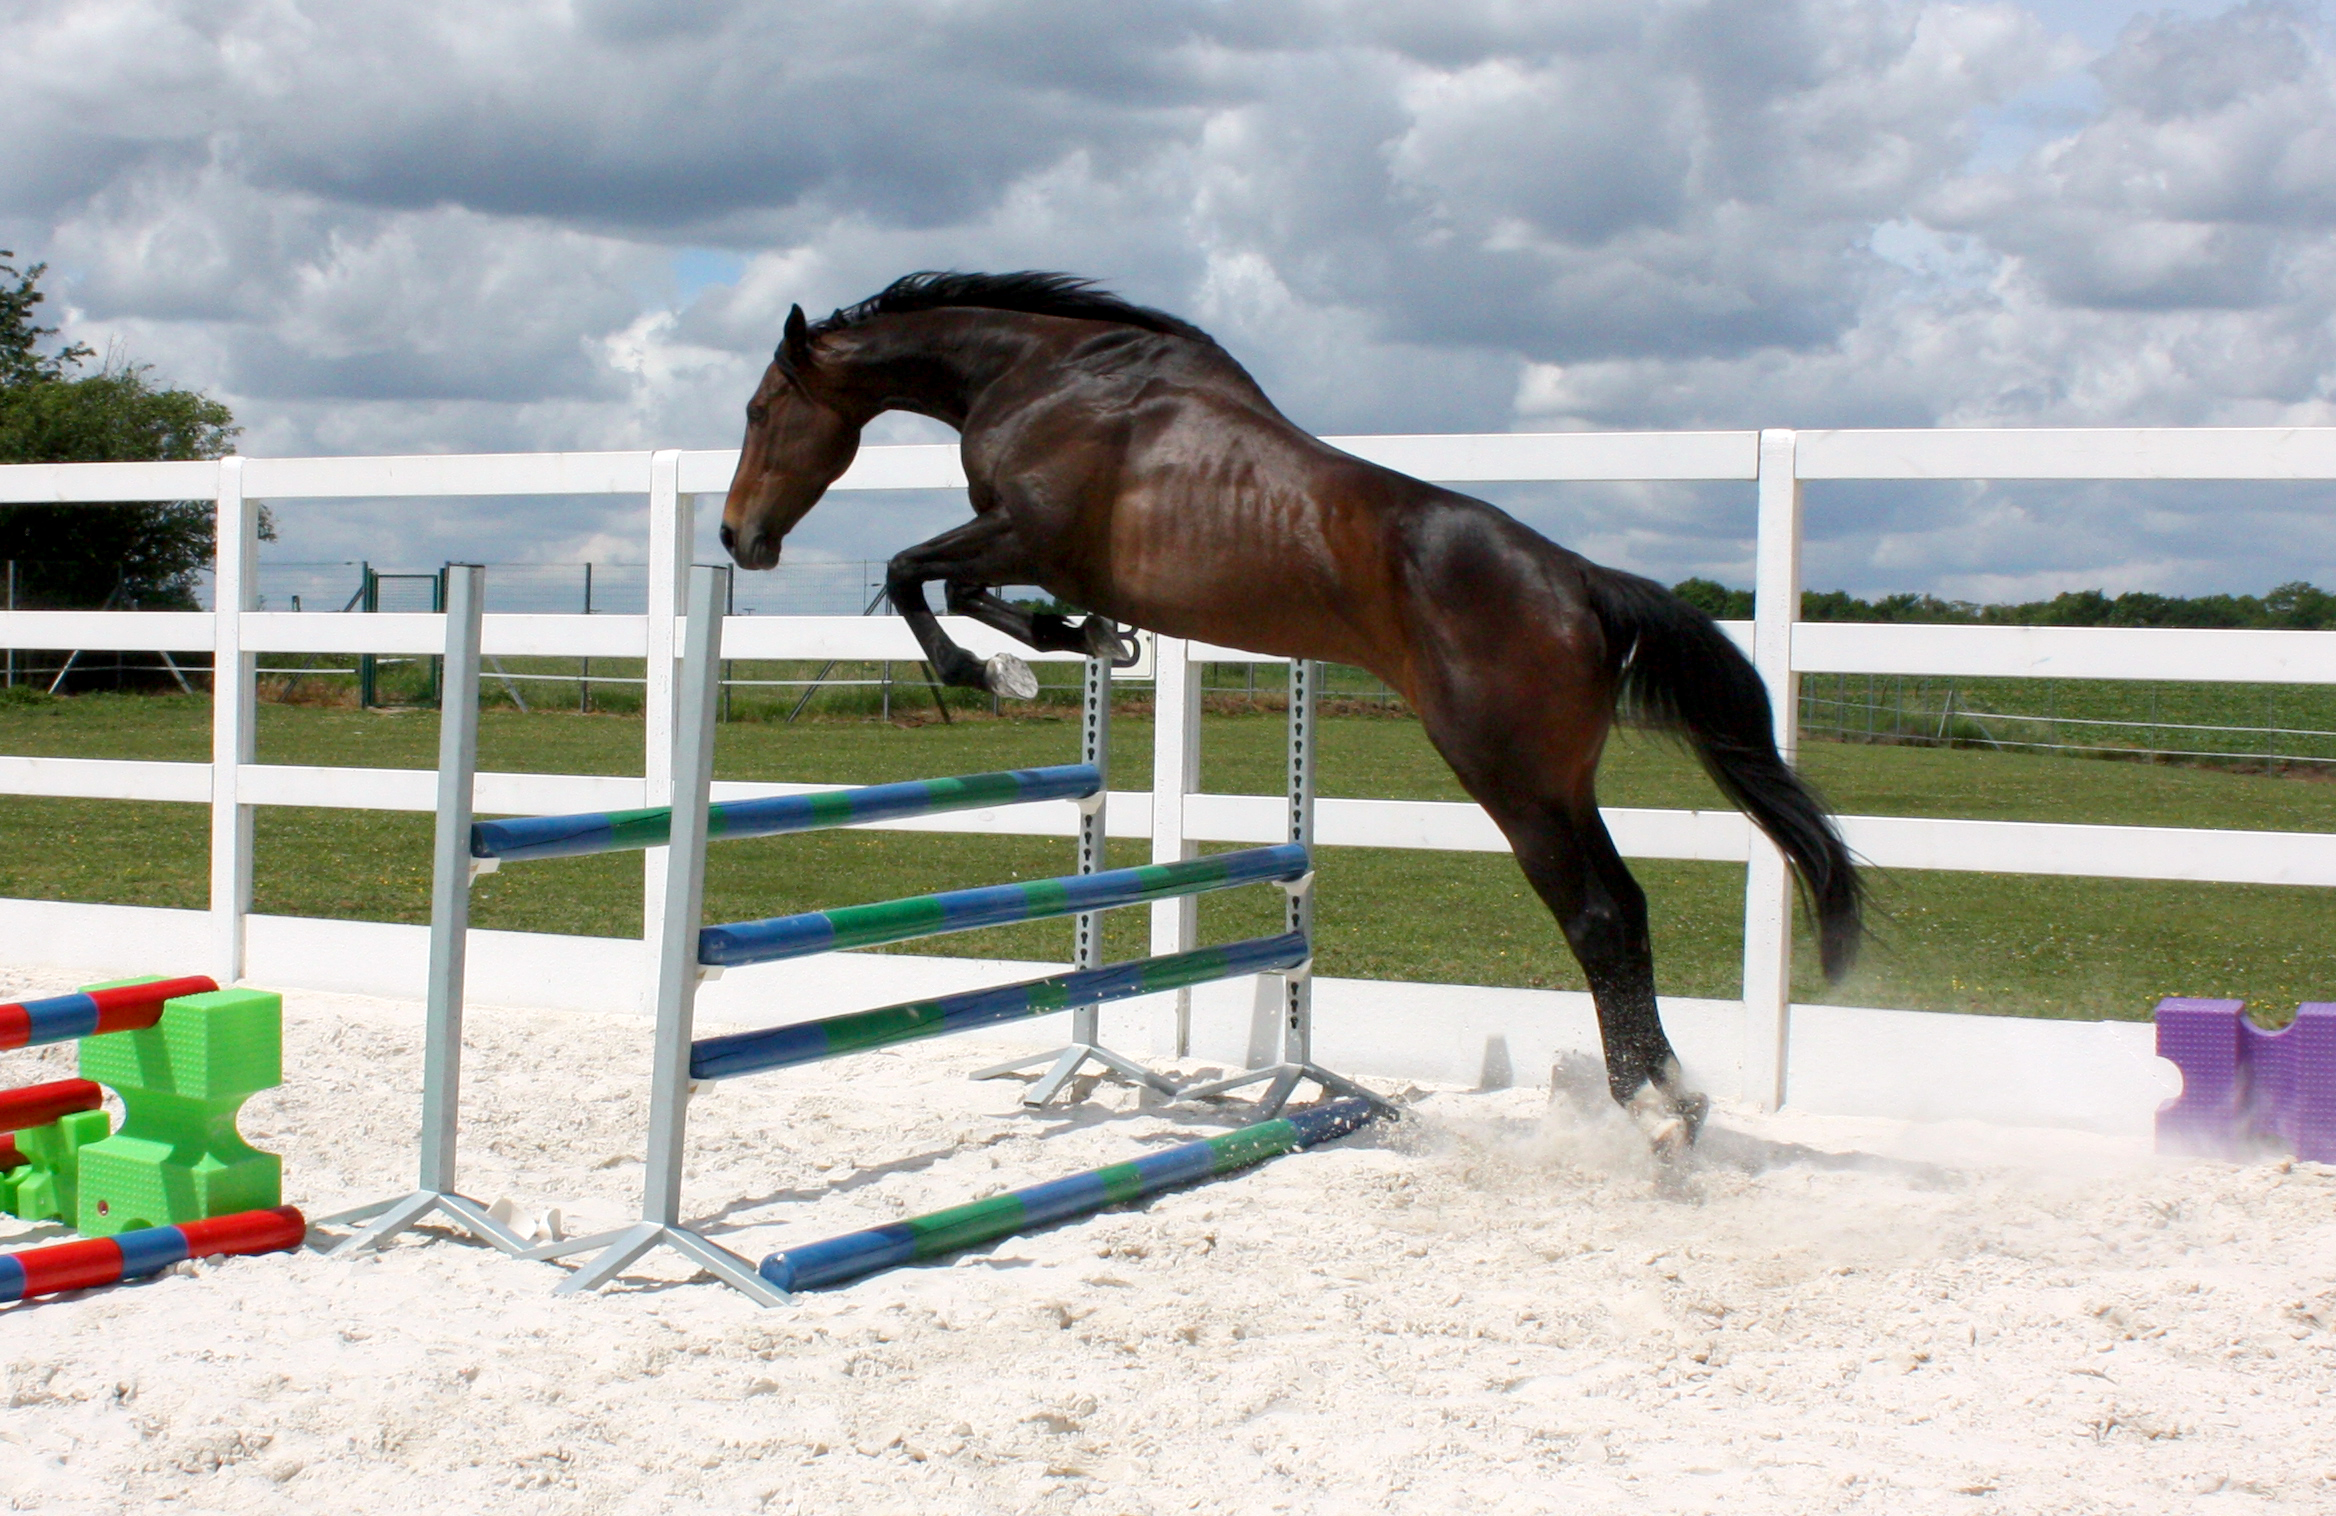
[2155,997,2336,1163]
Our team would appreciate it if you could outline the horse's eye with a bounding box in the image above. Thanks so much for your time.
[746,402,767,427]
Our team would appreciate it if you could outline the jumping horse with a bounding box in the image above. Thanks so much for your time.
[722,271,1860,1146]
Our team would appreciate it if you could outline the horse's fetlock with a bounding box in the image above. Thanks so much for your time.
[934,647,987,689]
[1623,1078,1706,1157]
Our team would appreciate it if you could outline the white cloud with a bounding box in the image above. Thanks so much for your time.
[4,0,2333,592]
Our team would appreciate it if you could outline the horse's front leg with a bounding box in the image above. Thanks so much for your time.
[885,515,1044,698]
[944,584,1140,666]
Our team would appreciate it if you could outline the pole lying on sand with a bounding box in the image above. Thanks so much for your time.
[0,1205,306,1304]
[0,978,218,1051]
[759,1097,1380,1294]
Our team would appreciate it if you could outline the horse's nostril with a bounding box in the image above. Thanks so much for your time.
[718,523,737,552]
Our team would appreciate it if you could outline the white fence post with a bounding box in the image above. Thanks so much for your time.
[209,456,255,983]
[1148,635,1203,1055]
[1739,429,1803,1110]
[641,451,689,980]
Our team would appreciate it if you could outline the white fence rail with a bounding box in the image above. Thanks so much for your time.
[5,429,2334,1123]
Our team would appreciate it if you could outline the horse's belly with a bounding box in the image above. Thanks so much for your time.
[1098,509,1381,667]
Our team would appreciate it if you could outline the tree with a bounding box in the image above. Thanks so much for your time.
[1670,577,1753,619]
[2263,581,2336,629]
[0,254,89,387]
[0,253,242,610]
[1672,576,2336,630]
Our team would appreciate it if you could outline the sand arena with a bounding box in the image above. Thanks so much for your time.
[1,967,2331,1514]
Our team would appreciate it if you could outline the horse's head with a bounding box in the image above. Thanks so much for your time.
[721,304,860,571]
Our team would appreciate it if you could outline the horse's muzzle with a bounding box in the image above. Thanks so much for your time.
[721,522,781,571]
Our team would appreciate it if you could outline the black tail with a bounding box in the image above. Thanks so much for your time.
[1585,567,1863,980]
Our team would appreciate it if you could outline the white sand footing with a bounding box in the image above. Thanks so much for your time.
[2,967,2331,1513]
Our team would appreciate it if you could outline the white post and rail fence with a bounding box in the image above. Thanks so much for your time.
[6,429,2334,1136]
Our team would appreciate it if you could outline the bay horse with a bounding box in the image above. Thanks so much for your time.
[722,271,1860,1146]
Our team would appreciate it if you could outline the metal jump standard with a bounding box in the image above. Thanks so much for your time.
[325,566,536,1260]
[966,651,1180,1105]
[538,567,1325,1304]
[1178,656,1391,1115]
[328,563,1383,1305]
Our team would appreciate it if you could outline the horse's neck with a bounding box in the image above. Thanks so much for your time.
[825,314,1041,429]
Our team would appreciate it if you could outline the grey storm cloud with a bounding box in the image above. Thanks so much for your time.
[3,0,2335,595]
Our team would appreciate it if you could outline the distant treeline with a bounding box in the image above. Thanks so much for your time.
[1671,578,2336,631]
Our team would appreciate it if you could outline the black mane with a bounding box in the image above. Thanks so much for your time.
[813,271,1213,345]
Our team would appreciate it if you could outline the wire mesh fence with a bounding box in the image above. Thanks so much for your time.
[0,559,208,694]
[251,560,905,711]
[1798,672,2336,767]
[254,559,888,616]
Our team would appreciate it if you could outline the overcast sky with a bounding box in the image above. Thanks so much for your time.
[5,0,2332,599]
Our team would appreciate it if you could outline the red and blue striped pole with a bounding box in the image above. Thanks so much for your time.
[0,1206,306,1305]
[0,1079,106,1172]
[0,977,218,1051]
[0,1078,104,1133]
[759,1098,1379,1293]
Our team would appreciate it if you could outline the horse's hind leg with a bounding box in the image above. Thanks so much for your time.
[1499,801,1708,1149]
[944,584,1136,664]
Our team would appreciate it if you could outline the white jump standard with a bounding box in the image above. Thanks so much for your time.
[325,565,535,1261]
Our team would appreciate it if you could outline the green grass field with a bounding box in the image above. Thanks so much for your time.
[3,686,2333,1023]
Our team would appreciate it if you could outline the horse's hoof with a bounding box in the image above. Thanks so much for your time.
[983,653,1040,700]
[1625,1081,1705,1159]
[1079,616,1142,667]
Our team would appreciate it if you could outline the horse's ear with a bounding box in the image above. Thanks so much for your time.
[780,304,812,369]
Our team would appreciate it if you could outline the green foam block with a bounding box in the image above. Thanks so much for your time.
[73,983,282,1237]
[1,1108,111,1224]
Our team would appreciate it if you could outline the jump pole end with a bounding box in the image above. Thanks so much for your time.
[0,976,221,1051]
[760,1096,1380,1294]
[0,1205,306,1305]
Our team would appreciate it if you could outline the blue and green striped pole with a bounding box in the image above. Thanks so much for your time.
[759,1097,1380,1292]
[698,843,1309,968]
[691,931,1309,1081]
[471,764,1101,862]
